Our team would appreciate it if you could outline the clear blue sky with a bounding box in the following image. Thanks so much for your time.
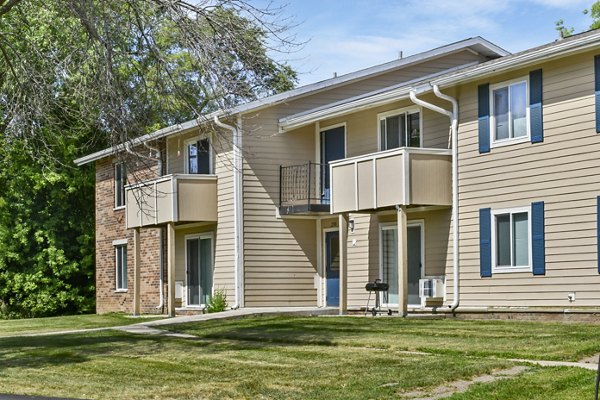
[264,0,595,86]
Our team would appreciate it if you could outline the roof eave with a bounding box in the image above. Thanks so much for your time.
[432,33,600,88]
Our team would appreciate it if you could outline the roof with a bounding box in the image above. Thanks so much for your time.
[74,37,507,166]
[279,29,600,132]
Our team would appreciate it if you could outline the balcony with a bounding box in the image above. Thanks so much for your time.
[279,162,331,215]
[125,174,217,229]
[329,148,452,214]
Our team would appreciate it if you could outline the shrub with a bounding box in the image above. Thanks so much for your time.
[206,288,228,313]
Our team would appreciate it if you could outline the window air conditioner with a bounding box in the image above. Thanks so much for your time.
[419,278,444,307]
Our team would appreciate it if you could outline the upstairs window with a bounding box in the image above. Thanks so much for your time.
[379,108,421,150]
[491,79,529,145]
[186,138,211,174]
[115,162,126,208]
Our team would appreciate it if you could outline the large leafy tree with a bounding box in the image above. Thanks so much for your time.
[0,0,297,317]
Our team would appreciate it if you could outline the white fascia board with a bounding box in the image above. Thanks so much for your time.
[75,37,506,166]
[231,37,506,115]
[278,63,475,132]
[432,31,600,88]
[74,114,219,166]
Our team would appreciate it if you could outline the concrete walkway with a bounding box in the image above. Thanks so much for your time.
[114,307,336,334]
[0,307,334,339]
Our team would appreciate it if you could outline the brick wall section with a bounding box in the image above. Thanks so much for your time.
[95,157,166,314]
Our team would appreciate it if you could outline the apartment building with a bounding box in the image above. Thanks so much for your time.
[76,30,600,317]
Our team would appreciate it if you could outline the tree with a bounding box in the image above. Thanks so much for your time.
[0,0,298,317]
[555,1,600,38]
[0,0,298,153]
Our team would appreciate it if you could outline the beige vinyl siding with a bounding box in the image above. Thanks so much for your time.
[167,127,236,299]
[242,109,318,306]
[281,50,486,116]
[318,98,452,159]
[240,50,489,307]
[452,50,600,308]
[344,209,452,309]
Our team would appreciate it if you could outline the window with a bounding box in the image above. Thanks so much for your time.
[186,234,213,306]
[492,207,531,272]
[380,225,398,305]
[379,108,421,150]
[491,79,529,145]
[115,162,126,208]
[115,244,127,290]
[186,138,211,174]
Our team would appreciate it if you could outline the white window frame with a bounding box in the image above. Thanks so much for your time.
[115,243,128,292]
[184,134,213,175]
[377,106,423,151]
[114,162,126,209]
[491,206,532,274]
[379,223,398,307]
[183,232,215,308]
[378,221,426,307]
[489,77,530,148]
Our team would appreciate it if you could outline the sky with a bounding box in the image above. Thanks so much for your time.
[262,0,595,86]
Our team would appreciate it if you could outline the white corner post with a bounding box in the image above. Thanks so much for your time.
[133,227,141,316]
[397,205,408,317]
[167,222,176,317]
[338,213,349,315]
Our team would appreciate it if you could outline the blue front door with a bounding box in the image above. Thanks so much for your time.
[320,126,345,203]
[325,231,340,307]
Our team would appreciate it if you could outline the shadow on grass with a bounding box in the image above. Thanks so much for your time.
[0,320,346,372]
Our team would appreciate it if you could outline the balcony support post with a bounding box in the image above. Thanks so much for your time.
[167,222,176,317]
[338,213,349,315]
[133,227,141,316]
[397,205,408,317]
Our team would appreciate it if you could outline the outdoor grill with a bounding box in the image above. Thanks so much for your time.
[365,279,392,316]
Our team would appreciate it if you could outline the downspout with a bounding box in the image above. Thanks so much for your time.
[409,86,460,312]
[123,141,166,311]
[142,142,166,311]
[213,115,243,310]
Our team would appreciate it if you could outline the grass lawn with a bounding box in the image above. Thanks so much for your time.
[0,316,598,399]
[0,313,164,336]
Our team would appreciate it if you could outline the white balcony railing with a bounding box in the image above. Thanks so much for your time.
[329,147,452,214]
[125,174,217,229]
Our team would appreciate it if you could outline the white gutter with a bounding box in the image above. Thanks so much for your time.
[213,115,243,310]
[409,86,460,312]
[278,62,478,133]
[156,227,164,310]
[432,30,600,88]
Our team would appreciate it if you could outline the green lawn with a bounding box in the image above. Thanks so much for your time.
[0,316,598,399]
[166,316,600,361]
[0,313,164,336]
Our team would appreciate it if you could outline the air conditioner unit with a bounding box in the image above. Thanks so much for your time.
[419,278,444,307]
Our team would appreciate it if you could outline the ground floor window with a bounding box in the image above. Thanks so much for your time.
[380,225,398,305]
[492,207,530,272]
[380,222,424,306]
[186,234,213,306]
[115,244,127,290]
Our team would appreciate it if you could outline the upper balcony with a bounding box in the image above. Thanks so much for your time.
[329,148,452,214]
[125,174,217,229]
[278,162,331,216]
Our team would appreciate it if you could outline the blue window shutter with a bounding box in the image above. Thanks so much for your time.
[531,201,545,276]
[478,83,490,153]
[529,69,543,143]
[480,208,492,277]
[597,196,600,274]
[595,56,600,133]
